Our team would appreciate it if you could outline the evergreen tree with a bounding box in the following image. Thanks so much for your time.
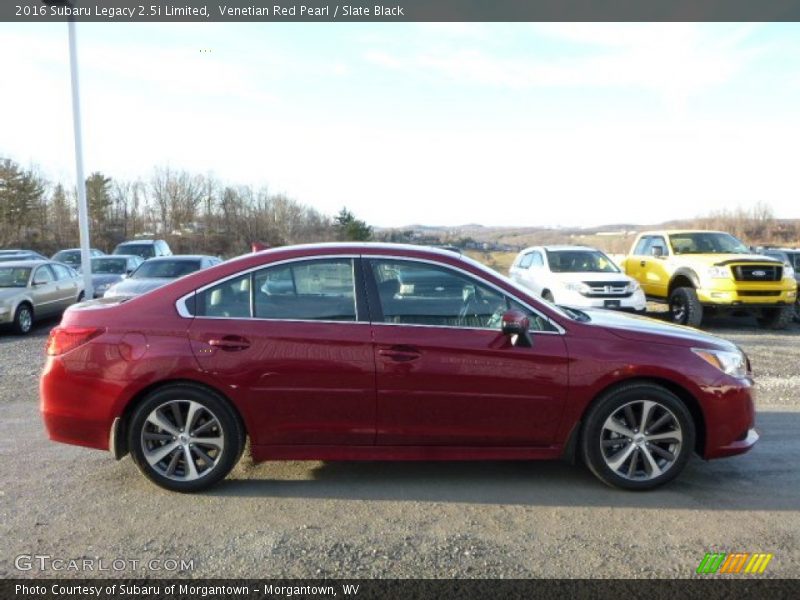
[335,207,373,241]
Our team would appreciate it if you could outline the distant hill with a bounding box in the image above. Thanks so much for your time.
[375,218,800,254]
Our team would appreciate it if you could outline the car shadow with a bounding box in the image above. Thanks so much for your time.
[204,410,799,511]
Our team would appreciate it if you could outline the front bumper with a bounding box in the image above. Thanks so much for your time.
[711,428,760,458]
[556,289,647,312]
[696,282,797,306]
[703,378,759,459]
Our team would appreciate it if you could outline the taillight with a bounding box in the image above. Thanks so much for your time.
[46,327,102,356]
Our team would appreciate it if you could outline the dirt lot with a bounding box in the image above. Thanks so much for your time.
[1,311,799,579]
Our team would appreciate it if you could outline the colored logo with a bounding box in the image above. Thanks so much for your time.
[696,552,773,574]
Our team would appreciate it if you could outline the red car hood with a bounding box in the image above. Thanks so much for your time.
[577,309,738,351]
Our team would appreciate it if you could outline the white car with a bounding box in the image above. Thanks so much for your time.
[509,245,647,312]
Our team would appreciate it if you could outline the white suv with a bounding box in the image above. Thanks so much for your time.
[509,245,646,313]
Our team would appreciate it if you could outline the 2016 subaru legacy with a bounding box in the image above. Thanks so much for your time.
[40,244,758,492]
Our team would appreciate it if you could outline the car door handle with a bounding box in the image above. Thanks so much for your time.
[378,346,422,362]
[640,260,646,267]
[208,336,251,351]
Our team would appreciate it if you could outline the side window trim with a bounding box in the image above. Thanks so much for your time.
[177,255,368,323]
[362,255,563,334]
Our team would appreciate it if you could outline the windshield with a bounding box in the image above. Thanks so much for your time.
[91,258,128,274]
[131,260,201,279]
[546,250,620,273]
[669,232,749,254]
[115,244,155,259]
[0,267,31,287]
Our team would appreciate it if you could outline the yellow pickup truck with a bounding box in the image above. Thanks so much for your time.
[621,230,797,329]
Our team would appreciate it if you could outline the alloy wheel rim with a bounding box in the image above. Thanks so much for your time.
[600,400,682,481]
[141,400,225,482]
[671,297,686,322]
[19,308,32,332]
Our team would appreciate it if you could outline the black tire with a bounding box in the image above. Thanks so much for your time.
[128,384,244,493]
[668,287,703,327]
[580,383,695,491]
[12,303,34,335]
[541,290,555,303]
[794,299,800,324]
[757,305,794,330]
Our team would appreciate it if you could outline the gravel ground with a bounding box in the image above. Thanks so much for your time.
[1,311,799,579]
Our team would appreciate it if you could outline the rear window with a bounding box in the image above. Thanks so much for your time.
[132,260,202,279]
[115,244,155,259]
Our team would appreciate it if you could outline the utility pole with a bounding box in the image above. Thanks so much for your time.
[64,1,94,299]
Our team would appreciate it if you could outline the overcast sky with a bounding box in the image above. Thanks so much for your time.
[2,22,800,228]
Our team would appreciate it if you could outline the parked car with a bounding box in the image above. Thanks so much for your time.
[80,255,144,298]
[0,260,84,334]
[103,255,221,299]
[755,247,800,322]
[621,230,796,328]
[0,249,48,262]
[509,245,646,313]
[51,247,105,268]
[41,243,758,492]
[112,239,172,260]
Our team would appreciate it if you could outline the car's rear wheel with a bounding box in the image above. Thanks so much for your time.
[668,287,703,327]
[129,385,244,492]
[757,305,794,330]
[581,383,695,490]
[12,303,33,335]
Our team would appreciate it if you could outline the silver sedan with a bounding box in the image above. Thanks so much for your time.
[0,260,85,335]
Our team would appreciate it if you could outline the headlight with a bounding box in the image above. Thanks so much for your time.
[692,347,748,378]
[707,266,730,279]
[626,280,641,293]
[563,282,590,294]
[784,265,795,279]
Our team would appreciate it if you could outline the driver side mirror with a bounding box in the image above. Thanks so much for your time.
[501,309,532,348]
[651,246,665,258]
[32,278,48,286]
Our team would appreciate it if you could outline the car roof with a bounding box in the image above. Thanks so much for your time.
[117,239,158,245]
[144,254,213,261]
[0,259,49,267]
[637,230,728,236]
[518,245,602,253]
[93,254,139,259]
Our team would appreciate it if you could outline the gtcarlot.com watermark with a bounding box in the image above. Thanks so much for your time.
[15,554,194,573]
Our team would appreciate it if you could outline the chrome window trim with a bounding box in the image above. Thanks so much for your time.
[175,255,361,321]
[175,252,566,335]
[363,254,565,335]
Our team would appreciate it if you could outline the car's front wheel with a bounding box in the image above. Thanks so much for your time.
[12,303,33,335]
[668,287,703,327]
[128,384,244,492]
[581,383,695,490]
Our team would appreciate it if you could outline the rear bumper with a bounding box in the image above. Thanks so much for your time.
[40,356,116,452]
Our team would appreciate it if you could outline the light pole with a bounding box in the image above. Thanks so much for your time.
[47,0,93,298]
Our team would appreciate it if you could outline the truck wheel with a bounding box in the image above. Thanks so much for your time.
[668,287,703,327]
[758,305,794,330]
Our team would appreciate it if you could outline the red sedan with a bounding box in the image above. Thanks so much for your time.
[40,244,758,492]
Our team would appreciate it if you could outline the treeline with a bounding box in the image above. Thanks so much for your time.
[0,158,372,257]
